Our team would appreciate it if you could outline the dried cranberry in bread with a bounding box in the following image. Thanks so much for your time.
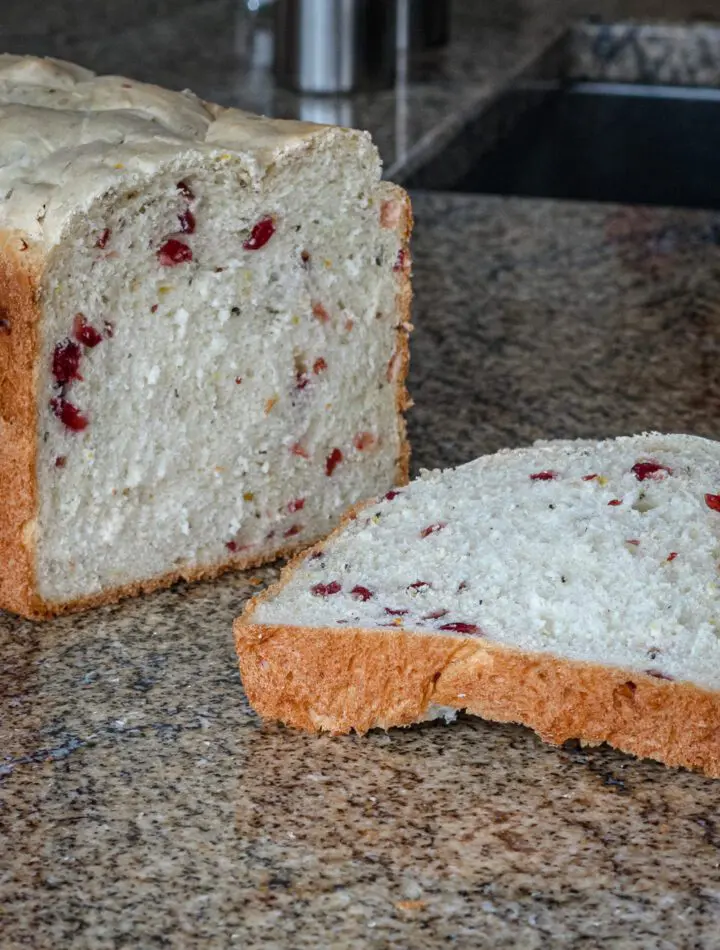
[235,433,720,777]
[0,55,412,619]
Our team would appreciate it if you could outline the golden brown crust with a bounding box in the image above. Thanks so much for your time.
[234,620,720,778]
[0,231,42,618]
[384,184,413,487]
[237,510,720,778]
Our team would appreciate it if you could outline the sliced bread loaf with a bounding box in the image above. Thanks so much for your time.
[235,433,720,777]
[0,55,411,619]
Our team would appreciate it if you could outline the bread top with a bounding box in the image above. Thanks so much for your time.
[249,433,720,691]
[0,55,374,247]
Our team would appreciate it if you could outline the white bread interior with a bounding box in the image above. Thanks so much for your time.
[0,55,412,616]
[236,433,720,777]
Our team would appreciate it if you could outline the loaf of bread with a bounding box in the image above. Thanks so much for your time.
[0,56,412,619]
[235,433,720,777]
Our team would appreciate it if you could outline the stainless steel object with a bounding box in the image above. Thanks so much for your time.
[274,0,397,94]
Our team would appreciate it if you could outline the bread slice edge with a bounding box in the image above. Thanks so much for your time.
[234,498,720,778]
[234,616,720,778]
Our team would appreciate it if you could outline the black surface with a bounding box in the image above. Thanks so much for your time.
[450,89,720,211]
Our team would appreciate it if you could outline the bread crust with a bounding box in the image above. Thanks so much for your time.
[234,619,720,778]
[0,232,42,617]
[234,503,720,778]
[383,183,413,486]
[0,183,413,620]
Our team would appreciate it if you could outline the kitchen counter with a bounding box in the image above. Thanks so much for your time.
[3,1,720,947]
[5,192,720,949]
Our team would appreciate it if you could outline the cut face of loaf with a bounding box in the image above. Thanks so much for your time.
[236,433,720,777]
[0,56,412,619]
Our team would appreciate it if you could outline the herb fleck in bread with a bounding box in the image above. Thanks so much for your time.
[0,55,412,620]
[235,433,720,777]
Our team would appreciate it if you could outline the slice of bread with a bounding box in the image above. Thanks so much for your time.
[235,433,720,777]
[0,55,412,619]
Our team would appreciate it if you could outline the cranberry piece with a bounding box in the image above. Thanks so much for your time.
[226,541,238,552]
[408,581,431,591]
[351,585,373,601]
[385,607,409,616]
[157,239,192,266]
[439,622,481,635]
[582,473,598,481]
[151,304,159,314]
[666,551,678,562]
[296,372,310,391]
[73,313,103,348]
[50,397,88,432]
[52,340,82,385]
[705,493,720,512]
[530,471,557,481]
[313,357,327,375]
[325,448,343,476]
[291,442,310,459]
[632,461,672,481]
[288,498,305,513]
[381,199,402,229]
[458,581,468,591]
[308,551,323,561]
[311,581,341,597]
[312,302,330,323]
[177,181,194,201]
[95,228,111,249]
[55,456,67,468]
[608,499,623,506]
[385,490,400,501]
[178,209,196,234]
[626,539,640,546]
[423,609,449,621]
[645,669,674,681]
[353,432,376,451]
[243,217,275,250]
[420,522,447,539]
[284,524,302,538]
[393,249,406,272]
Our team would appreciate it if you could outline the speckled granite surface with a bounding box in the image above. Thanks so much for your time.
[3,0,720,946]
[4,192,720,948]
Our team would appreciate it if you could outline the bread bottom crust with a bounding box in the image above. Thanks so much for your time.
[15,541,308,620]
[9,457,410,622]
[234,621,720,778]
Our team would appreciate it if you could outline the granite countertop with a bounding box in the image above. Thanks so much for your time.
[3,1,720,947]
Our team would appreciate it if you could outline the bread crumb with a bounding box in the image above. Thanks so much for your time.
[395,900,426,912]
